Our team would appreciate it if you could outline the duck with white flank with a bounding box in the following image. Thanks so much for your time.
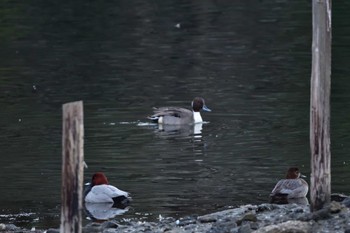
[148,97,211,125]
[84,172,131,208]
[270,167,309,199]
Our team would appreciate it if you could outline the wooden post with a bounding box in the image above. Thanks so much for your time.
[310,0,332,211]
[60,101,84,233]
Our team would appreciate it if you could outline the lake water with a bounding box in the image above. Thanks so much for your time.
[1,0,350,229]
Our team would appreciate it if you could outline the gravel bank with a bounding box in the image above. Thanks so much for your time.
[2,197,350,233]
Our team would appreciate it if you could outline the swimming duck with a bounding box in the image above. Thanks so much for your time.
[148,97,211,125]
[270,167,309,199]
[84,172,131,208]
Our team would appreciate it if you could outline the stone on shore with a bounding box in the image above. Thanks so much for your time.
[253,220,311,233]
[2,200,350,233]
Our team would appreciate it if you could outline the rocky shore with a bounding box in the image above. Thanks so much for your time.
[2,196,350,233]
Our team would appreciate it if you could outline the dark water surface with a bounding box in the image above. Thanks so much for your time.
[1,0,350,229]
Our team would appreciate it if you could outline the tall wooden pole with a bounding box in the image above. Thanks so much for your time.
[61,101,84,233]
[310,0,332,211]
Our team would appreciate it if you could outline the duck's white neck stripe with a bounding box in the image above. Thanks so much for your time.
[193,111,203,123]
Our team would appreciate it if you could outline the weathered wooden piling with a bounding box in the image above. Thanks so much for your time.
[60,101,84,233]
[310,0,332,211]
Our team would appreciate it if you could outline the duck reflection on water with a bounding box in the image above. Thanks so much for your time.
[155,122,204,138]
[84,202,129,221]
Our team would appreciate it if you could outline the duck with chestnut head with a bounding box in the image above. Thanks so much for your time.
[84,172,131,208]
[270,167,309,199]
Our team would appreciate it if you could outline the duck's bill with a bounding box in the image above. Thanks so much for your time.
[203,105,211,112]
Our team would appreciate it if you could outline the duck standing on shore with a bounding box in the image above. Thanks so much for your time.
[84,172,131,208]
[270,167,309,200]
[148,97,211,125]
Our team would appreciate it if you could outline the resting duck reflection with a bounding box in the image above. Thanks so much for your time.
[154,122,203,138]
[84,202,129,221]
[270,167,309,204]
[148,97,211,125]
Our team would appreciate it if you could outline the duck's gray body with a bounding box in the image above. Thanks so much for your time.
[270,178,308,198]
[270,167,309,199]
[150,107,194,125]
[148,97,211,125]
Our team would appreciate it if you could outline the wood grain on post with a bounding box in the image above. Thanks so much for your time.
[310,0,332,211]
[60,101,84,233]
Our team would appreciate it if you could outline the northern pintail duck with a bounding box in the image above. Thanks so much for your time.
[84,172,131,208]
[148,97,211,125]
[270,167,309,199]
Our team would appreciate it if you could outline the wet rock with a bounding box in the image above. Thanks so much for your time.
[101,221,118,229]
[164,228,190,233]
[198,216,217,223]
[253,220,311,233]
[198,205,255,223]
[5,224,20,231]
[208,219,237,233]
[183,223,211,233]
[237,223,252,233]
[237,212,257,225]
[330,201,343,213]
[83,222,105,233]
[312,207,332,220]
[331,193,349,202]
[176,216,197,226]
[250,222,259,230]
[46,229,60,233]
[342,197,350,208]
[259,203,309,224]
[256,204,276,213]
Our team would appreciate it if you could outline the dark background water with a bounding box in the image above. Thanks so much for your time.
[0,0,350,229]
